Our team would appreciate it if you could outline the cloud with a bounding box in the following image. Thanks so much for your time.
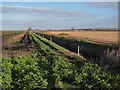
[82,15,118,28]
[86,2,118,10]
[1,4,117,30]
[1,5,95,18]
[2,17,85,30]
[2,14,117,30]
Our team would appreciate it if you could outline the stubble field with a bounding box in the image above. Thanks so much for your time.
[43,31,119,44]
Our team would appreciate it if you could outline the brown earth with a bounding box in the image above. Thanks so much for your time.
[42,31,118,44]
[2,31,86,62]
[2,32,34,57]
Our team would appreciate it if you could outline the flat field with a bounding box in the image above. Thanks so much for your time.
[43,31,119,44]
[2,30,34,57]
[1,30,120,89]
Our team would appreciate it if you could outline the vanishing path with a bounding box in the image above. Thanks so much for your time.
[2,32,33,57]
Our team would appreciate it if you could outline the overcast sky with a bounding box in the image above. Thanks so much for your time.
[1,2,118,30]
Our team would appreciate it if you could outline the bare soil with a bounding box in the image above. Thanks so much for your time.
[2,33,34,57]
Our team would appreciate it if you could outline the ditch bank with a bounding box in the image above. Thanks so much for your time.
[35,33,119,60]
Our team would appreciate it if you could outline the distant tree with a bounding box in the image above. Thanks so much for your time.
[28,27,32,31]
[72,27,74,31]
[36,29,39,31]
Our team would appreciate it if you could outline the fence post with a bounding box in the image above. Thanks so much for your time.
[50,37,52,42]
[43,35,44,38]
[78,45,79,55]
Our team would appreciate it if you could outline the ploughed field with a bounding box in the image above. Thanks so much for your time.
[2,30,33,57]
[1,31,120,89]
[42,31,119,44]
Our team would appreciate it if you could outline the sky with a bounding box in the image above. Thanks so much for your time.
[1,2,118,30]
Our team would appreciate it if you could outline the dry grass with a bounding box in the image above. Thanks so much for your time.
[44,31,118,44]
[2,30,26,36]
[90,48,120,72]
[37,30,120,73]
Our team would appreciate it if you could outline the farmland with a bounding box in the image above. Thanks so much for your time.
[1,1,119,89]
[41,31,119,44]
[35,31,119,71]
[2,30,34,57]
[1,30,120,89]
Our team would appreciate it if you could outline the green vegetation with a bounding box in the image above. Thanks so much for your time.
[29,32,55,55]
[59,33,68,35]
[2,31,120,89]
[36,32,119,72]
[30,32,66,51]
[38,33,119,48]
[2,52,120,89]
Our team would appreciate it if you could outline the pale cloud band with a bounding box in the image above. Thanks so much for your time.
[1,5,95,18]
[1,2,118,30]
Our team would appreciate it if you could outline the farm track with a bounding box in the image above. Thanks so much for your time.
[2,32,34,57]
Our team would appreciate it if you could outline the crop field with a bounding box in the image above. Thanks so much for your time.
[1,31,120,89]
[2,30,33,57]
[41,31,119,44]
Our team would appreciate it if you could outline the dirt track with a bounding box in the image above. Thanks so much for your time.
[2,33,34,57]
